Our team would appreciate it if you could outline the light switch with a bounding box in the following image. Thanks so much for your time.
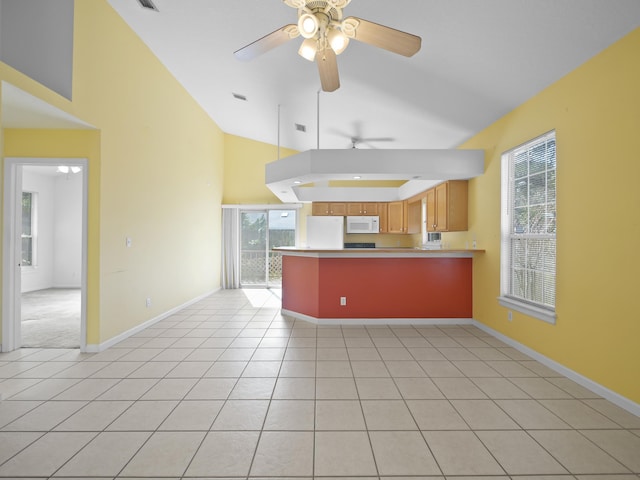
[126,237,132,248]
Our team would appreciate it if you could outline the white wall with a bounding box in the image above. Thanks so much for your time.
[21,167,82,292]
[53,172,82,287]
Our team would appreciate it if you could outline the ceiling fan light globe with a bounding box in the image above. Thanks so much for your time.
[298,13,319,38]
[298,38,317,61]
[328,28,349,54]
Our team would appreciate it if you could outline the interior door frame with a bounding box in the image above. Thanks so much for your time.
[2,157,89,352]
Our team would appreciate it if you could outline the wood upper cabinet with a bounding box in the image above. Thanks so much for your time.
[426,189,436,232]
[387,200,407,233]
[346,202,379,216]
[378,203,389,233]
[426,180,468,232]
[407,197,423,234]
[312,202,347,216]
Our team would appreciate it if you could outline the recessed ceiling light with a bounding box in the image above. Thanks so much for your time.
[232,92,247,101]
[293,180,301,184]
[353,176,362,179]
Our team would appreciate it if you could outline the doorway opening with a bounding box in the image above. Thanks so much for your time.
[2,158,88,351]
[239,209,297,288]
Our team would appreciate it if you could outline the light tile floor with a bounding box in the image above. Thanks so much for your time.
[1,288,639,479]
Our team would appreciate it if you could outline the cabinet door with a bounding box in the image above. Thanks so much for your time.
[329,203,347,216]
[426,189,436,232]
[428,181,468,232]
[387,201,405,233]
[446,180,468,231]
[407,199,422,234]
[378,203,389,233]
[435,182,449,231]
[346,203,363,215]
[362,203,378,215]
[312,202,330,216]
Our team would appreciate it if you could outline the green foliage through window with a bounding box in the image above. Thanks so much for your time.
[503,132,556,310]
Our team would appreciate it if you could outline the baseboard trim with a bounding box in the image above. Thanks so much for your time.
[85,289,219,352]
[473,320,640,418]
[281,309,474,326]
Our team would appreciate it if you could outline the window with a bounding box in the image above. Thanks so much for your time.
[21,191,37,267]
[500,131,556,324]
[239,208,297,287]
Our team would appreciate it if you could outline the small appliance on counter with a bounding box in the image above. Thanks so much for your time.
[346,215,379,234]
[422,232,442,249]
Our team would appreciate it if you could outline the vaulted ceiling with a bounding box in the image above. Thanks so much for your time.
[104,0,640,153]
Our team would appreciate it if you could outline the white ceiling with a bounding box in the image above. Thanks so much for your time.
[1,82,94,129]
[102,0,640,152]
[3,1,640,155]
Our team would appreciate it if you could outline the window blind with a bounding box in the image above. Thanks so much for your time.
[502,131,556,312]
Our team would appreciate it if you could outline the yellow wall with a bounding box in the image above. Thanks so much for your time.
[447,28,640,403]
[223,134,297,205]
[1,0,224,346]
[3,129,101,344]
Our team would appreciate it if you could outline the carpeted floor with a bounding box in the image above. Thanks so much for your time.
[21,288,81,349]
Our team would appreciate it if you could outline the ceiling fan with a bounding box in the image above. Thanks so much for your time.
[327,124,394,148]
[348,136,394,149]
[234,0,422,92]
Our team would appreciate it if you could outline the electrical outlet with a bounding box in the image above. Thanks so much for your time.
[340,296,347,306]
[146,297,152,308]
[508,311,513,321]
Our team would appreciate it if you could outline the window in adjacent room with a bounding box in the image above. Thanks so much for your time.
[21,191,38,267]
[499,131,556,324]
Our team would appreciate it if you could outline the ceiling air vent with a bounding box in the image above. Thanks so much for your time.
[295,123,307,133]
[137,0,159,12]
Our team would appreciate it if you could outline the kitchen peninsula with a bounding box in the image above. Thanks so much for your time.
[276,247,484,324]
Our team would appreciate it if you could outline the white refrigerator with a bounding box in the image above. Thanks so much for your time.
[306,216,344,249]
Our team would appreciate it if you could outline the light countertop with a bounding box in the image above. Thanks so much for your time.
[274,247,485,258]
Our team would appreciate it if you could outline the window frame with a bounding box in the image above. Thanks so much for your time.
[21,191,38,268]
[499,131,557,324]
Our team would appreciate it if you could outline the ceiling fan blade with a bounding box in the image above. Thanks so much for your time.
[234,24,299,61]
[316,48,340,92]
[344,16,421,57]
[361,137,395,143]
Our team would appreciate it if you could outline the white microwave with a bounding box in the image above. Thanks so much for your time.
[346,216,380,234]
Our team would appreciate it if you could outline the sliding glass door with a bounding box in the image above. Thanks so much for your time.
[240,209,296,287]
